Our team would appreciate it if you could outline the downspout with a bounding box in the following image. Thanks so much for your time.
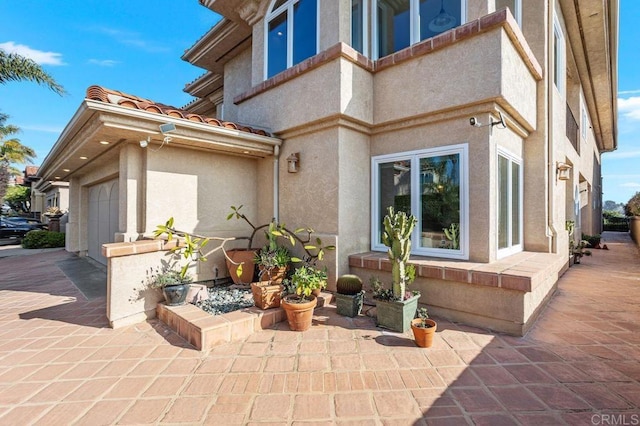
[273,145,280,222]
[546,0,558,252]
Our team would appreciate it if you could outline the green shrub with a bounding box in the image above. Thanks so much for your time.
[21,231,65,249]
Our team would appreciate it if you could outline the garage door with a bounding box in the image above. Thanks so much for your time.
[87,179,119,264]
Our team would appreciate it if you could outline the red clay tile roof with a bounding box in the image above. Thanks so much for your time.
[86,85,270,136]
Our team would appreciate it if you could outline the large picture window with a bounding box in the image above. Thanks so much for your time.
[265,0,318,79]
[373,0,466,59]
[497,149,522,257]
[372,144,469,259]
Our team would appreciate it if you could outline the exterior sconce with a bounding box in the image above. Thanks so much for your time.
[557,162,572,181]
[287,152,300,173]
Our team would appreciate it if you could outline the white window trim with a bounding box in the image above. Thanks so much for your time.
[553,14,565,96]
[351,0,370,56]
[371,143,469,260]
[372,0,467,60]
[497,148,523,259]
[263,0,320,80]
[580,94,589,140]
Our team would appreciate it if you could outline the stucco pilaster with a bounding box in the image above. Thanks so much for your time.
[65,177,81,253]
[116,144,144,242]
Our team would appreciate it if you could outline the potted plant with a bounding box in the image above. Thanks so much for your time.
[148,268,193,306]
[251,245,291,309]
[411,307,437,348]
[373,206,420,332]
[335,274,365,317]
[565,220,592,265]
[281,265,327,331]
[625,191,640,244]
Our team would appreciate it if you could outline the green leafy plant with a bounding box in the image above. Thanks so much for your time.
[381,206,417,301]
[581,233,601,249]
[291,265,327,301]
[154,217,211,280]
[21,230,65,248]
[227,205,335,276]
[147,268,193,289]
[413,307,434,329]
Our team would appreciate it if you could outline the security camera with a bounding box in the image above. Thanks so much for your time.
[469,117,481,127]
[159,123,176,134]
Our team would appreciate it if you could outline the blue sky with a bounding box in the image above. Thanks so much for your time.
[0,1,637,204]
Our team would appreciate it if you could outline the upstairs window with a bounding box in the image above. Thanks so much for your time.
[352,0,368,55]
[374,0,465,59]
[265,0,318,79]
[553,15,565,95]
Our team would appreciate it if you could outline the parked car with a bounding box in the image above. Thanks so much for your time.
[2,217,48,230]
[0,218,31,244]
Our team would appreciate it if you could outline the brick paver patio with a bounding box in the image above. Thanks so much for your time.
[0,232,638,425]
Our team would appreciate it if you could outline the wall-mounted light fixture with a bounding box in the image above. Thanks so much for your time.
[557,162,572,181]
[286,152,300,173]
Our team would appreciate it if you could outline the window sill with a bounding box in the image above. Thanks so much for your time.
[349,250,566,293]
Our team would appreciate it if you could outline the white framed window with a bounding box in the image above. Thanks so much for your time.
[495,0,521,26]
[553,14,565,95]
[352,0,369,55]
[372,144,469,260]
[264,0,319,79]
[497,149,523,258]
[373,0,466,59]
[580,96,589,140]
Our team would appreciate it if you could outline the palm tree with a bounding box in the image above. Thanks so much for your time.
[0,113,36,201]
[0,50,66,95]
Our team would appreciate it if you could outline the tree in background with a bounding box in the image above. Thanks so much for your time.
[0,50,66,95]
[3,185,30,213]
[0,113,36,202]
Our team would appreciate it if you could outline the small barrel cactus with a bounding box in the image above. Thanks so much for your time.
[336,274,363,295]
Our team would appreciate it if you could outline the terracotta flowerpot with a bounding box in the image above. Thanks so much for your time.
[281,295,317,331]
[226,249,257,284]
[630,216,640,245]
[258,265,288,284]
[251,281,283,309]
[411,318,437,348]
[162,283,191,306]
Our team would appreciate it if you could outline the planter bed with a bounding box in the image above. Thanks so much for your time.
[157,291,332,351]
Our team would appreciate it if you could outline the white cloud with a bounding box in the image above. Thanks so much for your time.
[88,59,119,67]
[621,182,640,188]
[89,26,169,53]
[0,41,65,65]
[618,96,640,121]
[19,124,64,133]
[619,89,640,95]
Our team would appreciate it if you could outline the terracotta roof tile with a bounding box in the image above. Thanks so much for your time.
[86,85,270,137]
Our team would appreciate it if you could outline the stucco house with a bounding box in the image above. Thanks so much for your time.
[37,0,617,334]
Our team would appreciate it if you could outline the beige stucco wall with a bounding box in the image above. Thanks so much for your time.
[223,48,253,124]
[374,28,536,130]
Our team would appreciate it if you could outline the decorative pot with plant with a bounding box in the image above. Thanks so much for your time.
[335,274,364,317]
[373,206,420,332]
[411,307,437,348]
[281,265,326,331]
[148,268,194,306]
[566,220,592,265]
[225,205,334,285]
[153,218,211,305]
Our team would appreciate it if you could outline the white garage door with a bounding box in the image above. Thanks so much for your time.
[87,179,119,264]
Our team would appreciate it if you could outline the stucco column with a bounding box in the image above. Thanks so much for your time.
[115,143,144,242]
[65,177,81,253]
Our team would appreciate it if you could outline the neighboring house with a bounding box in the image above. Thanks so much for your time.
[37,0,617,334]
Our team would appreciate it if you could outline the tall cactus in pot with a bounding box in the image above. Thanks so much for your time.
[381,206,417,300]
